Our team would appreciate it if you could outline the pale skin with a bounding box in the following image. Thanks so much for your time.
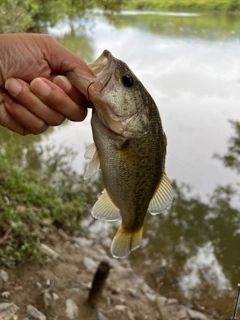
[0,33,93,135]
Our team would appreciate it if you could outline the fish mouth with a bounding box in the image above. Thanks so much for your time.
[66,50,115,98]
[89,50,115,92]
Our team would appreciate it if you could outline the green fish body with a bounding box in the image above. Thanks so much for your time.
[67,50,173,258]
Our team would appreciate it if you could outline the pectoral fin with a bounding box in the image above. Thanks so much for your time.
[148,172,174,215]
[84,143,100,179]
[111,225,143,258]
[84,143,97,159]
[92,189,120,221]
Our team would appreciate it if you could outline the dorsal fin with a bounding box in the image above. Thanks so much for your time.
[148,172,174,215]
[84,143,100,179]
[92,189,121,221]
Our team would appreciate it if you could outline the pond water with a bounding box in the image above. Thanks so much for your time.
[2,11,240,318]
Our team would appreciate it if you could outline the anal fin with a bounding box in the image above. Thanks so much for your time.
[92,189,120,221]
[148,171,174,215]
[111,225,143,259]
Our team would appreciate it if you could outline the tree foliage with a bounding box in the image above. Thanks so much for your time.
[214,121,240,174]
[0,0,125,33]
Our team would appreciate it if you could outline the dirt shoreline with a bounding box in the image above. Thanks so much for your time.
[0,227,216,320]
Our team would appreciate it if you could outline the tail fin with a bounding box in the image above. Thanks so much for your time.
[111,225,143,259]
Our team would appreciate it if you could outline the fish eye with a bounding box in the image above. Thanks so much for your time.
[122,74,134,87]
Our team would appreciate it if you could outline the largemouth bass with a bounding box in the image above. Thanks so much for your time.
[67,50,173,258]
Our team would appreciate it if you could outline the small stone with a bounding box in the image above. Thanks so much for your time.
[127,288,138,298]
[166,298,179,305]
[83,281,92,290]
[4,196,9,204]
[158,304,188,320]
[97,310,109,320]
[27,305,46,320]
[110,295,126,305]
[0,302,19,320]
[1,270,9,283]
[114,305,128,312]
[111,287,121,295]
[36,282,42,289]
[16,205,26,212]
[157,296,167,307]
[187,308,209,320]
[43,292,52,309]
[145,292,157,303]
[1,291,10,299]
[39,244,59,259]
[46,279,51,288]
[65,299,78,319]
[52,293,59,301]
[127,309,135,320]
[83,257,97,270]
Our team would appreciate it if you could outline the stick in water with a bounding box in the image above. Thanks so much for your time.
[232,283,240,320]
[88,260,111,307]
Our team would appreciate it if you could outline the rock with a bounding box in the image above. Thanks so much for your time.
[0,302,19,320]
[73,237,92,248]
[1,291,10,299]
[16,205,27,212]
[110,295,126,305]
[166,298,179,305]
[145,292,157,303]
[43,292,52,309]
[157,303,189,320]
[187,308,209,320]
[52,292,59,301]
[97,310,109,320]
[111,287,121,295]
[83,256,97,270]
[157,296,167,307]
[127,288,138,298]
[1,270,9,283]
[39,244,59,259]
[126,308,135,320]
[27,305,46,320]
[65,299,79,319]
[114,305,128,312]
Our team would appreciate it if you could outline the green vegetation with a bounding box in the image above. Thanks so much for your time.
[124,0,240,12]
[0,0,125,33]
[0,132,103,268]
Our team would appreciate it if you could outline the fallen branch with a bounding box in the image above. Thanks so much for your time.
[0,226,13,245]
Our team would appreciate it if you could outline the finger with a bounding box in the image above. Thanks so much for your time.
[30,77,88,122]
[5,78,66,126]
[53,75,88,106]
[0,97,47,136]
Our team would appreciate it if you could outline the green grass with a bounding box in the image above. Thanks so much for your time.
[124,0,240,12]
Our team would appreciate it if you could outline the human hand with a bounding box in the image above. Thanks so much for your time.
[0,33,92,135]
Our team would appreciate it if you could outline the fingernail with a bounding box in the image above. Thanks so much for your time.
[3,93,13,105]
[30,78,52,97]
[5,79,22,96]
[53,76,72,93]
